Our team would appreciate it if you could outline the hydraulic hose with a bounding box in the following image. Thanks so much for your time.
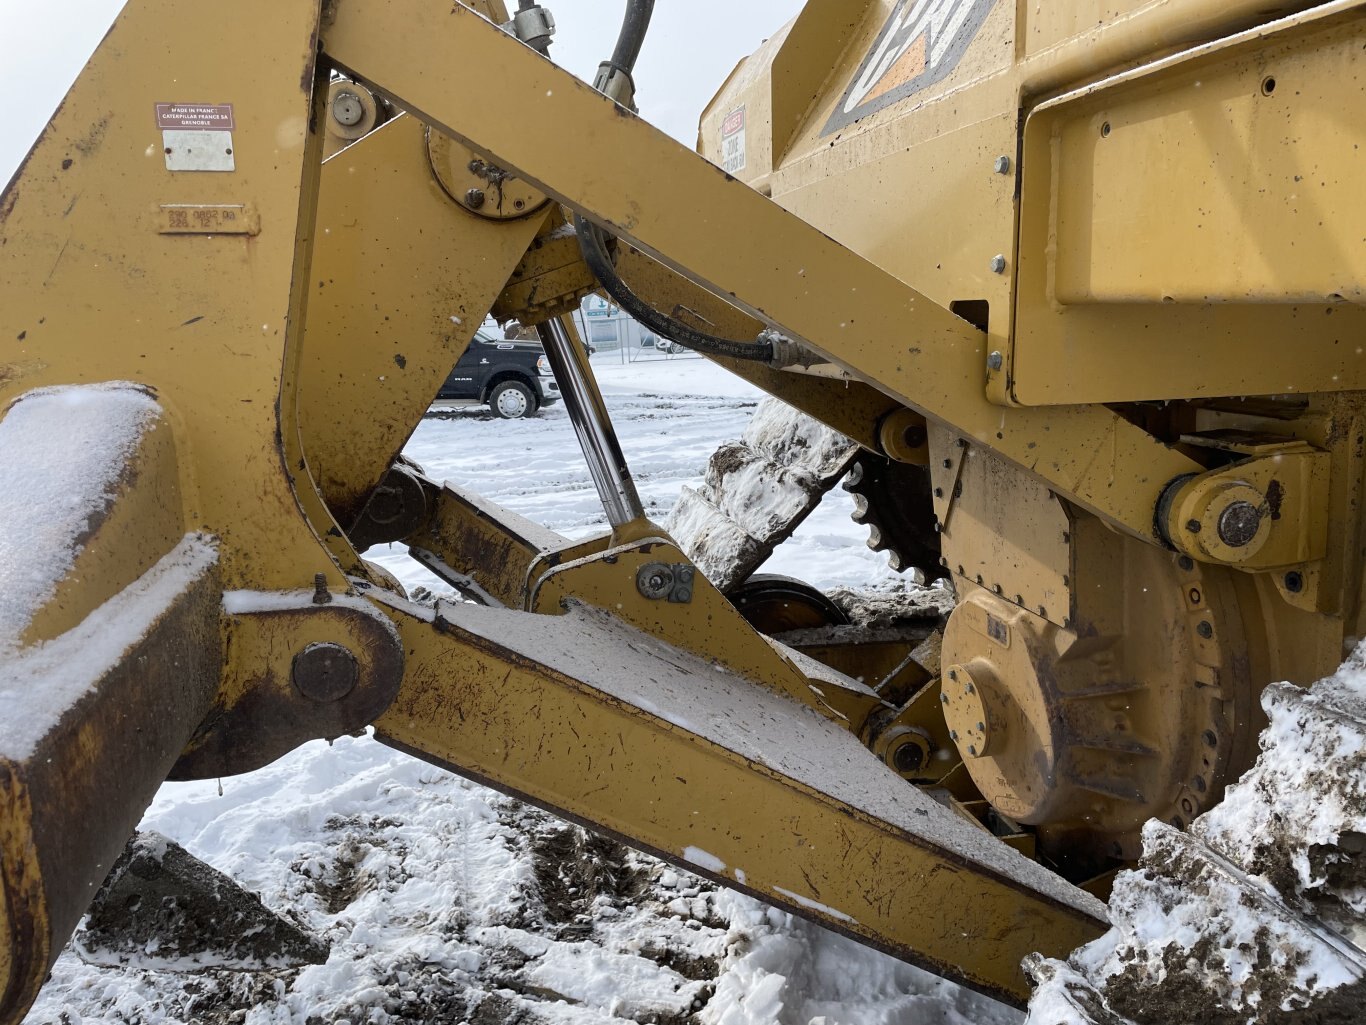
[574,216,775,363]
[610,0,655,74]
[575,0,775,363]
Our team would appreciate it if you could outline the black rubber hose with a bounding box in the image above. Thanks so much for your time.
[574,217,774,363]
[610,0,655,74]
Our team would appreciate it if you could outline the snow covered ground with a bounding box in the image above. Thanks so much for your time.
[23,354,1016,1025]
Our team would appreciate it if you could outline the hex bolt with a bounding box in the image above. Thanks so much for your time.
[994,155,1012,175]
[1216,500,1262,548]
[1284,571,1305,593]
[292,643,359,703]
[968,745,978,756]
[465,189,486,209]
[949,730,959,741]
[987,351,1004,371]
[977,721,986,731]
[989,254,1007,274]
[940,692,949,703]
[1185,519,1202,534]
[1196,620,1214,639]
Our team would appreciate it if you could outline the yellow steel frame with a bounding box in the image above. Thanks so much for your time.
[4,0,1362,1020]
[322,2,1209,545]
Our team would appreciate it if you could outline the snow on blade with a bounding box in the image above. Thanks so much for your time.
[772,886,857,925]
[0,382,163,654]
[0,533,217,761]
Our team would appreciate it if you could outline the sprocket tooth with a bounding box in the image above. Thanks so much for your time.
[842,453,946,582]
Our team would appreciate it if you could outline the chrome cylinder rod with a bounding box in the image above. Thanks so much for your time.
[537,316,644,527]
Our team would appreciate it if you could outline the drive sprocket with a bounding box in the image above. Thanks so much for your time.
[843,453,946,581]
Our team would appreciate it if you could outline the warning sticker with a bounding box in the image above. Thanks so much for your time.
[155,103,235,131]
[720,106,746,175]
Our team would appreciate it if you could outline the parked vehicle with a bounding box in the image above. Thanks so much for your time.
[434,329,560,418]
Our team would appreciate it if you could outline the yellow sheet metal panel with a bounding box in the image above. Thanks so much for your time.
[1018,0,1331,89]
[1050,20,1364,304]
[1011,6,1366,404]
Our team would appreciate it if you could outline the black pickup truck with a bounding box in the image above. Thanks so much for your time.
[434,329,561,419]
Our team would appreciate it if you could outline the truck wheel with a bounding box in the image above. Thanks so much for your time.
[489,379,536,419]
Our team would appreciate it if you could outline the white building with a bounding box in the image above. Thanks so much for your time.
[574,295,659,353]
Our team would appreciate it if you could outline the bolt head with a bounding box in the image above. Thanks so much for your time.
[990,254,1007,274]
[987,351,1004,371]
[465,189,486,209]
[994,155,1012,174]
[949,730,959,741]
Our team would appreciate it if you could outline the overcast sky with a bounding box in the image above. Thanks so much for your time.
[0,0,805,183]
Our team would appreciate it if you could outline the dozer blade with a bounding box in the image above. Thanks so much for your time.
[75,832,329,972]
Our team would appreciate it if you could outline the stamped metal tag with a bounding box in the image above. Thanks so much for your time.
[156,103,236,172]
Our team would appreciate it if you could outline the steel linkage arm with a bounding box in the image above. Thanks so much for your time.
[320,0,1202,545]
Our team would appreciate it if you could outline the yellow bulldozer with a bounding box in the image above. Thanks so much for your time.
[3,0,1364,1021]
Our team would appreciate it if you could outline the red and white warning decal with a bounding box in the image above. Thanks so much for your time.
[720,106,746,175]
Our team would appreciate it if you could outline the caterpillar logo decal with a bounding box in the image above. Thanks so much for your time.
[823,0,998,135]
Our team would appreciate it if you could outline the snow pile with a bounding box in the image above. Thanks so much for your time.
[666,397,857,591]
[26,734,1017,1025]
[1025,643,1366,1025]
[702,890,1019,1025]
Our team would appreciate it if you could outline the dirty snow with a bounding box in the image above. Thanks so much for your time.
[21,355,1018,1025]
[1025,642,1366,1024]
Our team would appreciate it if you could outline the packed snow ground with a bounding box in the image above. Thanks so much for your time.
[23,354,1015,1025]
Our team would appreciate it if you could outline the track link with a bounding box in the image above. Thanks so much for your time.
[1025,655,1366,1024]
